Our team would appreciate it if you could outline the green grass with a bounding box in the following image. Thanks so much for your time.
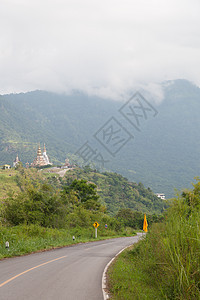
[107,243,163,300]
[108,194,200,300]
[0,224,136,259]
[0,169,20,198]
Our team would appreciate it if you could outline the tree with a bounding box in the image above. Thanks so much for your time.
[63,179,101,211]
[181,178,200,213]
[116,208,143,228]
[1,169,70,228]
[15,161,23,170]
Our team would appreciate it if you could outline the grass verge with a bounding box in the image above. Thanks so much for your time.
[0,224,136,259]
[107,241,163,300]
[107,193,200,299]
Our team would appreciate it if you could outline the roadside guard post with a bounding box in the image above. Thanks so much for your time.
[5,241,9,250]
[93,222,99,238]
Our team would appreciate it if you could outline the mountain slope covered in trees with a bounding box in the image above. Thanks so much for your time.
[1,79,200,197]
[61,166,166,215]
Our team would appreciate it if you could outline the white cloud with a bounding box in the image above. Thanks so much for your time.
[0,0,200,99]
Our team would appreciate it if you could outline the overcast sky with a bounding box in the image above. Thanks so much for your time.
[0,0,200,99]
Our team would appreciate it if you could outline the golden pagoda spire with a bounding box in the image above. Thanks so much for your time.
[37,143,42,156]
[32,143,51,167]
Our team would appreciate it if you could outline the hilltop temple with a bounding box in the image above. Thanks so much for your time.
[13,154,20,168]
[31,144,52,167]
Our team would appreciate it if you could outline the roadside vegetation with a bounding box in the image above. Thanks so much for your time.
[0,224,136,259]
[0,169,20,199]
[108,179,200,299]
[0,166,163,259]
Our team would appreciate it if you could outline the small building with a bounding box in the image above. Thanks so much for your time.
[3,164,11,170]
[156,193,166,200]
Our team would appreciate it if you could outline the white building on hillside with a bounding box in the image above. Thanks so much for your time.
[156,193,166,200]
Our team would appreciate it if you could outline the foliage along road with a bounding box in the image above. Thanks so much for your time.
[0,234,142,300]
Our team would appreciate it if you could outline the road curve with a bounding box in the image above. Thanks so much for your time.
[0,233,143,300]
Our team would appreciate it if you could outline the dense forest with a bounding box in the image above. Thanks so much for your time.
[1,79,200,197]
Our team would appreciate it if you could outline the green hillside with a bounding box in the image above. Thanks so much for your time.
[0,169,20,199]
[1,79,200,197]
[0,167,166,215]
[60,166,166,215]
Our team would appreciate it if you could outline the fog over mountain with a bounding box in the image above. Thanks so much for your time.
[0,1,200,97]
[1,79,200,198]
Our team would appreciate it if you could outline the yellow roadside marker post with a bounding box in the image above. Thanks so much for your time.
[93,222,99,238]
[143,214,148,233]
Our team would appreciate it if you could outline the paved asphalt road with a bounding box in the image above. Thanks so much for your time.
[0,233,143,300]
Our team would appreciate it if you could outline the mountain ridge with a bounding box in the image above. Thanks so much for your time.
[1,79,200,197]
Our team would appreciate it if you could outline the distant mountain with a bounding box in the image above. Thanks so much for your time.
[0,79,200,197]
[0,91,118,164]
